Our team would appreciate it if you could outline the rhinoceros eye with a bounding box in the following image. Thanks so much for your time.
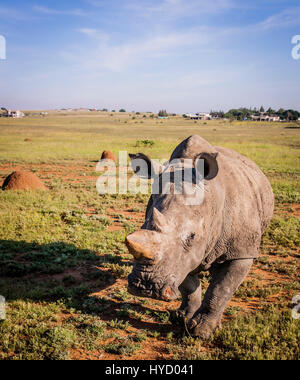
[182,233,195,251]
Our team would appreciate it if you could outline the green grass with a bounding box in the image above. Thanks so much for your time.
[263,216,300,249]
[103,338,141,356]
[0,113,299,360]
[168,306,299,360]
[0,301,76,360]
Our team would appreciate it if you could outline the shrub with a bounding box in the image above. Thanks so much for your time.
[135,140,155,147]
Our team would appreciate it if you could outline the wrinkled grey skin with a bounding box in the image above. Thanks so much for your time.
[126,135,274,338]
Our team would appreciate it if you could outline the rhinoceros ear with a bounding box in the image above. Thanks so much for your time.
[195,152,219,180]
[129,153,163,179]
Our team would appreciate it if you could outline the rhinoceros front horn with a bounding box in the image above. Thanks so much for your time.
[125,235,154,260]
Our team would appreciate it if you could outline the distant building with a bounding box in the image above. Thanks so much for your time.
[268,116,280,122]
[250,113,280,122]
[185,114,197,120]
[186,112,212,120]
[1,109,25,118]
[197,112,212,120]
[73,108,90,112]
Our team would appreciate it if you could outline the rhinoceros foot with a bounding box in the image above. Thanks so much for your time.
[169,309,189,326]
[188,315,221,340]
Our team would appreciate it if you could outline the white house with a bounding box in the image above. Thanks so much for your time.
[2,109,25,118]
[186,112,212,120]
[250,113,280,122]
[197,112,211,120]
[186,113,198,120]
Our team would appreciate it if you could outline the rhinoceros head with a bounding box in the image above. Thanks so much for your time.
[126,136,219,301]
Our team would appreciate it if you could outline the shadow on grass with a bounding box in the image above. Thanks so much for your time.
[0,240,116,310]
[0,240,175,334]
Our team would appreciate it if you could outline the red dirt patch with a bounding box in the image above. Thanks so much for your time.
[2,171,48,191]
[291,204,300,218]
[279,203,300,219]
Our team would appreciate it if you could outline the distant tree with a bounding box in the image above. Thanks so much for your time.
[260,106,265,113]
[275,108,300,121]
[211,110,225,119]
[119,109,126,112]
[111,110,116,112]
[102,108,108,112]
[266,107,275,115]
[158,109,168,117]
[223,106,299,122]
[225,108,251,120]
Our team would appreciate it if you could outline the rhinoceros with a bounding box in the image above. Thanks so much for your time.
[126,135,274,338]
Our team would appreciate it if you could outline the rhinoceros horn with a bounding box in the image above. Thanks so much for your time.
[125,234,154,260]
[152,208,168,232]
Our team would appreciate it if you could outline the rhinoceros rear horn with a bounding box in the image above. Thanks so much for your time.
[195,152,219,180]
[152,208,168,233]
[125,233,154,260]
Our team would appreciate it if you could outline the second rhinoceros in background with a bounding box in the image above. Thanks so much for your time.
[126,135,274,338]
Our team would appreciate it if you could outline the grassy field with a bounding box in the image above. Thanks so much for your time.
[0,112,299,360]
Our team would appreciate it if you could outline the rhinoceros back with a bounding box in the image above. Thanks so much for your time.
[209,145,274,262]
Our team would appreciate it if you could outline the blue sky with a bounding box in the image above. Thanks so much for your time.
[0,0,299,112]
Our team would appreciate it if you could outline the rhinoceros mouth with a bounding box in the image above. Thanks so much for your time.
[128,273,160,298]
[128,270,178,301]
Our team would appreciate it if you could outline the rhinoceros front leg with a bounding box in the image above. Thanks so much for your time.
[188,258,253,339]
[169,274,202,326]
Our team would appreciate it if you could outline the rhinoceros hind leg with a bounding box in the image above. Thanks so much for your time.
[188,258,253,339]
[169,274,202,326]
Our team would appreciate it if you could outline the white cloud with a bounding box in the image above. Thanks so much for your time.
[77,28,110,42]
[0,6,30,20]
[72,27,212,72]
[259,6,300,30]
[127,0,235,19]
[33,5,88,17]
